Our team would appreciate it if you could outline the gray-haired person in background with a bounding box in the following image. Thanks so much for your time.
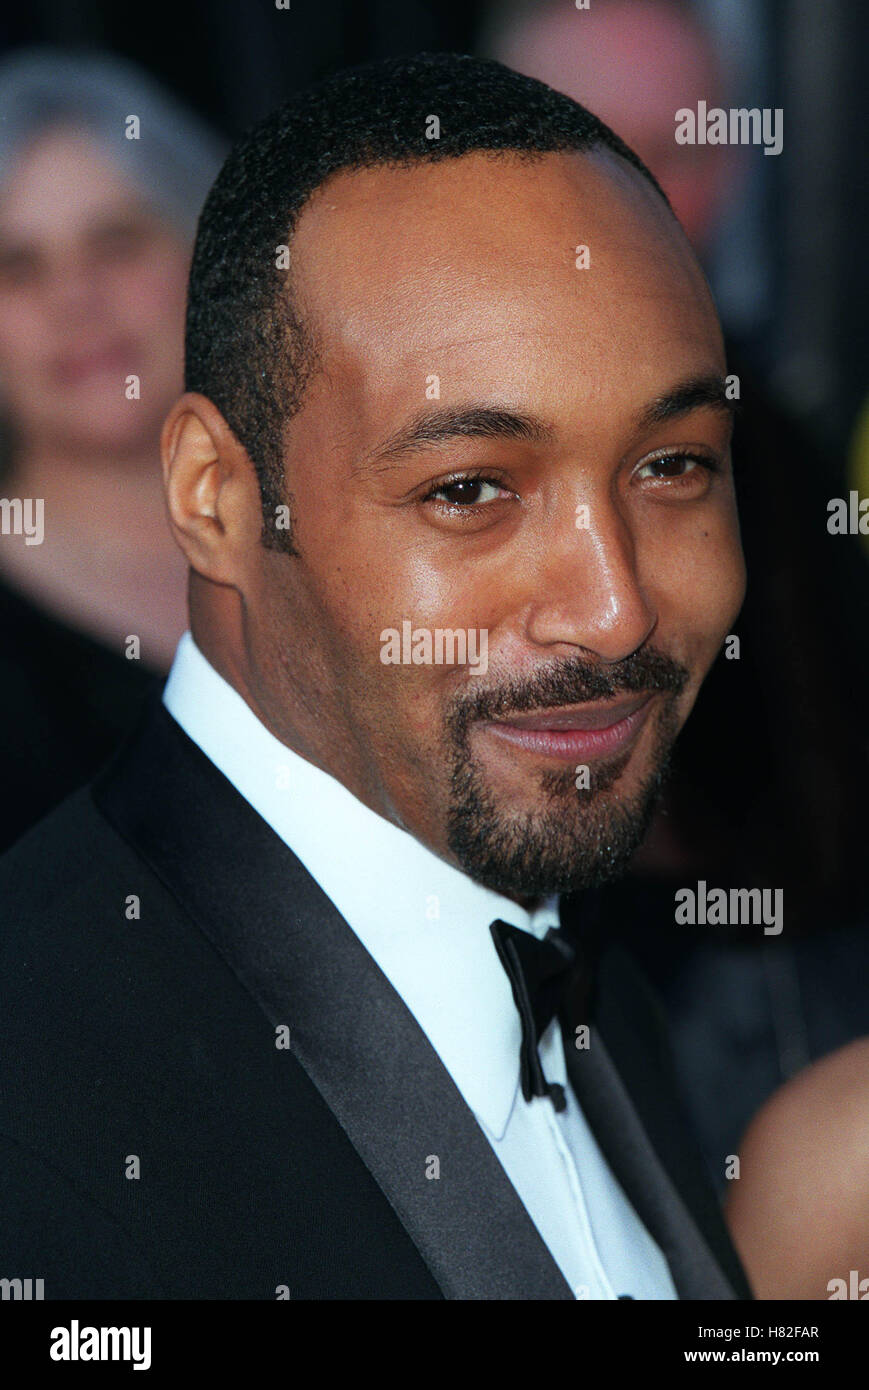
[0,48,225,853]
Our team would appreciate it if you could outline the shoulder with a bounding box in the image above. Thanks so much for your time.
[0,784,209,1082]
[725,1037,869,1299]
[0,786,141,941]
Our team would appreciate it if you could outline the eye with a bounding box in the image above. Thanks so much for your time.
[634,451,719,483]
[423,474,510,508]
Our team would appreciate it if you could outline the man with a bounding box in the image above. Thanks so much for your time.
[0,54,749,1300]
[482,0,869,1187]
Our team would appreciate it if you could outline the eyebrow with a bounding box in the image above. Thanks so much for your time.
[355,405,553,472]
[356,373,735,473]
[635,373,737,432]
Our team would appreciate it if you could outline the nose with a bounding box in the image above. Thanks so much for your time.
[523,494,657,662]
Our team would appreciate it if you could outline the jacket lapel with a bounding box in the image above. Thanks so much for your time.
[563,1027,740,1298]
[93,695,573,1300]
[559,893,751,1299]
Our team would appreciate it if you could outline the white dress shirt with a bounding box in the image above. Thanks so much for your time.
[163,631,677,1300]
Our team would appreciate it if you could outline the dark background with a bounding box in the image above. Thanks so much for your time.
[2,0,865,466]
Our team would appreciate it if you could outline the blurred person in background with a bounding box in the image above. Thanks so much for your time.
[0,49,224,852]
[480,0,869,1190]
[482,0,738,254]
[725,1034,869,1299]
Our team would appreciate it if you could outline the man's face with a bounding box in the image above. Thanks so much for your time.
[237,149,745,898]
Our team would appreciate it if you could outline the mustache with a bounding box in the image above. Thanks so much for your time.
[446,645,689,732]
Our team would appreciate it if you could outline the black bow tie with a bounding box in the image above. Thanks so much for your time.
[490,917,584,1114]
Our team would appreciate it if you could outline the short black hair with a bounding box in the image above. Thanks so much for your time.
[185,51,670,549]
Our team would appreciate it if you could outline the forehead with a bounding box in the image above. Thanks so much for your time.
[288,149,723,446]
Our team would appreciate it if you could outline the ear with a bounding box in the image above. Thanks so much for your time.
[161,393,263,584]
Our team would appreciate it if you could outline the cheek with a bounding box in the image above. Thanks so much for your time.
[291,543,487,748]
[648,512,746,668]
[331,548,494,686]
[296,486,490,650]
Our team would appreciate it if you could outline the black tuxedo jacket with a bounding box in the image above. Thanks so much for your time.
[0,693,752,1300]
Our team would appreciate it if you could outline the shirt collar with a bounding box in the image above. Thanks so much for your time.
[162,632,562,1137]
